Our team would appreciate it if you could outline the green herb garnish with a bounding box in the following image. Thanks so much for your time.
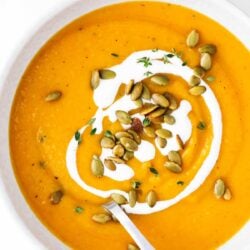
[75,206,84,214]
[90,128,97,135]
[197,121,206,130]
[177,181,184,186]
[166,54,174,58]
[87,117,96,125]
[206,76,216,82]
[144,71,153,77]
[182,61,187,66]
[131,181,142,189]
[75,131,82,144]
[111,53,119,57]
[104,130,112,138]
[149,167,159,176]
[137,57,152,67]
[143,118,151,127]
[163,55,170,64]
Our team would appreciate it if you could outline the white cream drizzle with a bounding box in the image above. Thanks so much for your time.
[66,50,222,214]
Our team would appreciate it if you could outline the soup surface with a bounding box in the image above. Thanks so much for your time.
[10,1,250,249]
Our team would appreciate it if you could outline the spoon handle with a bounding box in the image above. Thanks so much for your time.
[103,201,155,250]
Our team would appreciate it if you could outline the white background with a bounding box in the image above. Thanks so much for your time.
[0,0,249,249]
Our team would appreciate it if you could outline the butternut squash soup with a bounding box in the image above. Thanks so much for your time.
[9,1,250,249]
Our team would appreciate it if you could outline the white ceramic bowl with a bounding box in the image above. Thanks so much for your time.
[0,0,250,249]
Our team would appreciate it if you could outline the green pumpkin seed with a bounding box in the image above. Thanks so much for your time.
[140,104,159,115]
[141,84,151,100]
[189,86,206,96]
[125,80,134,95]
[164,161,182,173]
[193,66,205,78]
[164,115,176,125]
[164,92,178,110]
[45,91,62,102]
[168,150,182,165]
[198,44,217,55]
[150,75,169,86]
[189,75,201,86]
[120,137,138,151]
[104,159,116,171]
[155,128,172,139]
[200,53,212,70]
[156,136,167,148]
[146,190,157,207]
[123,151,134,161]
[131,82,143,101]
[99,69,116,79]
[91,155,104,177]
[115,131,133,140]
[115,110,132,125]
[143,127,156,138]
[128,243,139,250]
[133,98,143,107]
[113,144,125,158]
[91,70,100,89]
[176,134,184,150]
[223,188,232,201]
[111,193,127,204]
[50,190,64,205]
[100,137,115,149]
[107,156,125,164]
[214,178,225,199]
[129,189,137,207]
[152,93,170,108]
[128,129,141,144]
[92,213,111,224]
[148,108,166,118]
[186,29,199,48]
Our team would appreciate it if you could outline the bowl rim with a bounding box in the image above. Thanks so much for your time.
[0,0,250,249]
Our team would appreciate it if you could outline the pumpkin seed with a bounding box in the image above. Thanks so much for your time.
[164,93,178,110]
[223,188,232,201]
[146,190,157,207]
[125,80,134,95]
[140,104,159,115]
[133,98,143,107]
[120,137,138,151]
[186,30,199,48]
[111,193,127,204]
[104,159,116,171]
[123,151,134,161]
[164,115,176,125]
[164,161,182,173]
[189,86,206,96]
[200,53,212,70]
[91,155,104,177]
[115,110,132,125]
[45,91,62,102]
[152,93,170,108]
[214,178,225,199]
[100,137,115,149]
[131,82,143,101]
[113,144,125,158]
[143,127,156,138]
[148,108,166,118]
[150,116,164,125]
[150,75,169,86]
[168,150,182,165]
[141,84,151,100]
[128,243,139,250]
[129,189,137,207]
[198,44,217,55]
[189,75,201,86]
[155,128,172,139]
[99,69,116,79]
[90,70,100,89]
[128,129,141,144]
[92,213,111,224]
[156,136,167,148]
[193,66,205,78]
[176,134,184,150]
[115,131,133,140]
[107,156,125,164]
[50,190,64,205]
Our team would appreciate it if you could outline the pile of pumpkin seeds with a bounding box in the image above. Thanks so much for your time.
[214,178,232,201]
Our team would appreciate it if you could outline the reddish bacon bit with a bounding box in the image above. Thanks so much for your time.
[131,118,143,133]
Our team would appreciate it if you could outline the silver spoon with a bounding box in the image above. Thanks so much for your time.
[103,201,155,250]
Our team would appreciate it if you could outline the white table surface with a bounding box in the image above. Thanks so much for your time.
[0,0,249,249]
